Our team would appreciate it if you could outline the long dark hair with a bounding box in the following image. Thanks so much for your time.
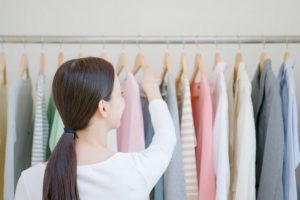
[43,57,115,200]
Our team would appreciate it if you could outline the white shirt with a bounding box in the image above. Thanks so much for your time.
[210,62,230,200]
[227,63,256,200]
[14,99,176,200]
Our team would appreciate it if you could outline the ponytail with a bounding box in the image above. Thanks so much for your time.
[43,132,79,200]
[43,57,116,199]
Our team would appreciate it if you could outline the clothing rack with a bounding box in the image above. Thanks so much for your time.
[1,35,300,46]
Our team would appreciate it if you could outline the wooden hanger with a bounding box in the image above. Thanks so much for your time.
[0,53,4,74]
[39,52,45,73]
[116,52,129,75]
[100,53,108,61]
[259,37,268,73]
[132,52,146,75]
[161,52,171,83]
[0,52,7,86]
[283,51,291,61]
[176,53,188,86]
[259,52,268,73]
[190,53,204,83]
[78,52,84,58]
[234,52,243,68]
[234,52,243,81]
[18,53,29,79]
[214,52,222,67]
[284,38,291,61]
[58,52,64,67]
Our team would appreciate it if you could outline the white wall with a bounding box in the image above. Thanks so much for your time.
[0,0,300,91]
[1,0,300,97]
[1,0,300,192]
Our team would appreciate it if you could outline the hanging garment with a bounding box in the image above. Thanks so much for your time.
[140,85,164,200]
[252,59,284,200]
[177,76,198,200]
[47,100,118,154]
[209,62,230,200]
[0,81,7,200]
[117,72,145,152]
[278,59,300,200]
[190,70,215,200]
[228,62,256,200]
[4,76,33,200]
[31,73,49,165]
[15,99,177,200]
[161,75,187,200]
[48,109,64,152]
[46,96,56,159]
[47,96,56,132]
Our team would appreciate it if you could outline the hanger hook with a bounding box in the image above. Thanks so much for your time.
[0,37,4,51]
[59,39,63,50]
[121,39,125,50]
[286,36,289,49]
[195,35,199,50]
[262,35,266,49]
[165,36,169,50]
[41,37,44,51]
[182,36,185,51]
[237,35,241,50]
[23,39,26,50]
[102,37,106,50]
[215,35,218,50]
[138,36,141,51]
[136,35,141,51]
[79,39,83,50]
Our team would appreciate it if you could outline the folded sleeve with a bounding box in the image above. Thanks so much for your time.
[129,98,177,193]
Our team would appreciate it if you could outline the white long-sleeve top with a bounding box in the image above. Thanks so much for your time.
[210,62,230,200]
[228,62,256,200]
[14,99,177,200]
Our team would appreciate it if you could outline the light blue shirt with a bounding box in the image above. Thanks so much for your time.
[278,59,300,200]
[4,77,33,200]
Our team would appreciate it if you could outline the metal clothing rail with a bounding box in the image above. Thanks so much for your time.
[0,35,300,45]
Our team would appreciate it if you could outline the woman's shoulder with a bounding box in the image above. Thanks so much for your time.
[18,163,46,188]
[21,163,46,178]
[15,163,46,199]
[21,152,137,174]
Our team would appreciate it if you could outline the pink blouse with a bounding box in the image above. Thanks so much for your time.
[117,72,145,152]
[191,71,216,200]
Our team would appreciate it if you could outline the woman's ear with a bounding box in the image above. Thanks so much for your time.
[98,100,110,118]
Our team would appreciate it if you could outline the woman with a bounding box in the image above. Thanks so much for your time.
[14,57,176,200]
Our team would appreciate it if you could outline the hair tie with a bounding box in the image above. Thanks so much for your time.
[64,127,76,134]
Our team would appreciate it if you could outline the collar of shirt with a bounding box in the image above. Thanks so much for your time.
[213,61,226,74]
[278,59,295,89]
[284,58,295,70]
[251,59,275,118]
[233,62,252,96]
[235,62,246,82]
[283,58,296,96]
[209,61,226,93]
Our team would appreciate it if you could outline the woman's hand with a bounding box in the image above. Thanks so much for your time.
[141,66,162,102]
